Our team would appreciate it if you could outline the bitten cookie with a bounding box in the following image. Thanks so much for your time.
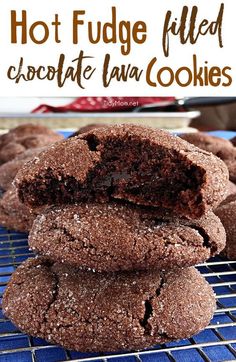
[29,202,226,272]
[0,148,45,192]
[0,186,38,232]
[0,124,63,164]
[15,125,229,219]
[215,193,236,260]
[181,132,236,183]
[3,257,216,352]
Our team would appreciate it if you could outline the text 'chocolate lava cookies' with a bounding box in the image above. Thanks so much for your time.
[29,203,225,272]
[15,125,229,219]
[3,258,215,352]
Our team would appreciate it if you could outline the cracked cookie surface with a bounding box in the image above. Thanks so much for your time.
[3,257,215,352]
[29,202,226,272]
[15,125,228,219]
[0,148,46,192]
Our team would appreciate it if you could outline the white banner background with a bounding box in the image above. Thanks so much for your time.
[0,0,235,96]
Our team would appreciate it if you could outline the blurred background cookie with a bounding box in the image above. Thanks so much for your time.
[227,181,236,198]
[15,125,229,219]
[3,257,216,352]
[180,132,232,153]
[180,132,236,184]
[69,123,107,137]
[231,136,236,146]
[0,148,45,192]
[29,203,225,272]
[0,123,63,165]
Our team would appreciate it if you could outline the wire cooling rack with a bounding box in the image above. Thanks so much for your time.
[1,227,236,362]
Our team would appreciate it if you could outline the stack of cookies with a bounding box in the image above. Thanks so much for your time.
[3,125,228,352]
[180,132,236,187]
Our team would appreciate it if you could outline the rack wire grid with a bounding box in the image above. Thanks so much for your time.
[0,227,236,362]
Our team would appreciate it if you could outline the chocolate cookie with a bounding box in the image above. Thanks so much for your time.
[226,181,236,198]
[0,124,63,164]
[180,132,232,154]
[29,203,225,272]
[226,160,236,183]
[15,125,228,219]
[181,132,236,183]
[221,192,236,206]
[0,186,38,232]
[231,136,236,147]
[0,148,45,192]
[69,123,107,138]
[3,257,215,352]
[215,195,236,260]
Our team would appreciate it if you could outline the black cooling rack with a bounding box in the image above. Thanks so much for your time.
[1,227,236,362]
